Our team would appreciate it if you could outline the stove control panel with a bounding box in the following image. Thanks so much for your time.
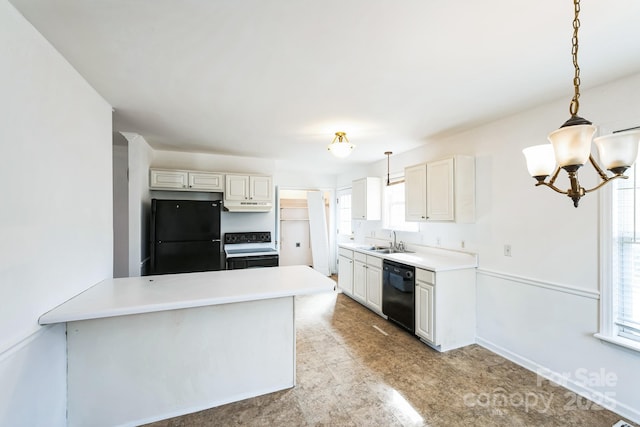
[224,232,272,244]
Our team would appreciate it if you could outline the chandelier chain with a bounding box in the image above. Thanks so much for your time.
[569,0,581,117]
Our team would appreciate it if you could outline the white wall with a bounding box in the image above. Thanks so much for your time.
[0,0,113,425]
[340,73,640,422]
[123,133,154,276]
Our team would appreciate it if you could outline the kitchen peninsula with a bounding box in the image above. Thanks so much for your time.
[39,266,335,427]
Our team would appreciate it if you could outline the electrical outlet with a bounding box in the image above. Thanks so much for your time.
[436,237,441,246]
[504,244,512,257]
[461,240,465,249]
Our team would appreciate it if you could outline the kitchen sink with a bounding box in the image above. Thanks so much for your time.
[373,248,393,254]
[371,247,414,254]
[356,245,414,254]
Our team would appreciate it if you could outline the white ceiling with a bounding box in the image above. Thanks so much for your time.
[10,0,640,174]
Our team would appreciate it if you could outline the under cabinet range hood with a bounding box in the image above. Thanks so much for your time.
[223,199,273,212]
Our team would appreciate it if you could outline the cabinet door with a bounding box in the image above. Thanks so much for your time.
[150,170,188,190]
[225,175,249,200]
[250,176,272,201]
[365,265,383,313]
[351,178,366,219]
[427,158,454,221]
[415,282,434,343]
[405,164,427,221]
[338,255,354,296]
[352,261,367,303]
[189,172,223,191]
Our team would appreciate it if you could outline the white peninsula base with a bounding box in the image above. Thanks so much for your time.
[67,297,294,426]
[39,266,334,427]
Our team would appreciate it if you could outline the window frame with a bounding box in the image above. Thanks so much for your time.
[381,175,419,233]
[596,130,640,353]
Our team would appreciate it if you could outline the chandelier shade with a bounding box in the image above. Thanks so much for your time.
[327,132,354,158]
[547,124,596,169]
[594,129,640,173]
[522,145,556,179]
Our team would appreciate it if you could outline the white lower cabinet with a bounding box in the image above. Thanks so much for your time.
[415,270,434,343]
[415,267,476,352]
[337,248,354,296]
[365,258,383,313]
[351,252,383,315]
[353,258,367,303]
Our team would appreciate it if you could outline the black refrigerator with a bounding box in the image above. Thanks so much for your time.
[150,199,222,275]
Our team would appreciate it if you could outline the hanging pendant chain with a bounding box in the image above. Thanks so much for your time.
[569,0,581,117]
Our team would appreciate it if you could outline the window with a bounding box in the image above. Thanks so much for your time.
[610,164,640,341]
[383,181,419,232]
[599,161,640,351]
[337,189,352,237]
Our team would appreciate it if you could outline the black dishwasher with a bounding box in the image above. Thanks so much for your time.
[382,260,415,333]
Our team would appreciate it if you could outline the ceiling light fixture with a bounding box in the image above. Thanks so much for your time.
[522,0,640,208]
[327,132,354,158]
[384,151,404,186]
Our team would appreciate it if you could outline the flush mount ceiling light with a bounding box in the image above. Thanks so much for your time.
[327,132,354,158]
[522,0,640,208]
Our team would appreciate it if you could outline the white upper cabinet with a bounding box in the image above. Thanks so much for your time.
[224,174,272,201]
[404,155,475,223]
[150,169,188,190]
[250,175,273,201]
[225,175,250,201]
[426,158,455,221]
[352,177,381,220]
[405,164,428,221]
[150,169,223,192]
[187,172,224,191]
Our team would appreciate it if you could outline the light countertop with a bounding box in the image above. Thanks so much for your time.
[338,242,478,272]
[39,265,335,325]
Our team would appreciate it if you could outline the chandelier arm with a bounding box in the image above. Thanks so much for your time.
[588,154,609,181]
[546,166,562,187]
[584,174,628,194]
[535,181,569,195]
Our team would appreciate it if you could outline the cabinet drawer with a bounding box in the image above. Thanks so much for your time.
[338,247,354,259]
[366,255,383,269]
[416,268,435,285]
[354,251,367,263]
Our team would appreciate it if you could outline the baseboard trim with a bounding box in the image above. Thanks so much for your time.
[477,269,600,300]
[477,336,640,425]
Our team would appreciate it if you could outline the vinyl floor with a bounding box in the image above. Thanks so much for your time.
[145,291,631,427]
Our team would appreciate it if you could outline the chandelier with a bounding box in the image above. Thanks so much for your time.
[327,132,354,158]
[522,0,640,207]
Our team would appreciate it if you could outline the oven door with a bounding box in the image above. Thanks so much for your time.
[226,254,279,270]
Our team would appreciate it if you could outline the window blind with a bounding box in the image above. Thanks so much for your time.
[612,163,640,342]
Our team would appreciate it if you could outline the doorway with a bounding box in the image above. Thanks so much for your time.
[278,188,335,273]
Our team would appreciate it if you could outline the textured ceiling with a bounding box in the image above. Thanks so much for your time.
[10,0,640,173]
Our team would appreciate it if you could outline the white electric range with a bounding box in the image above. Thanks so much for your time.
[223,232,279,269]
